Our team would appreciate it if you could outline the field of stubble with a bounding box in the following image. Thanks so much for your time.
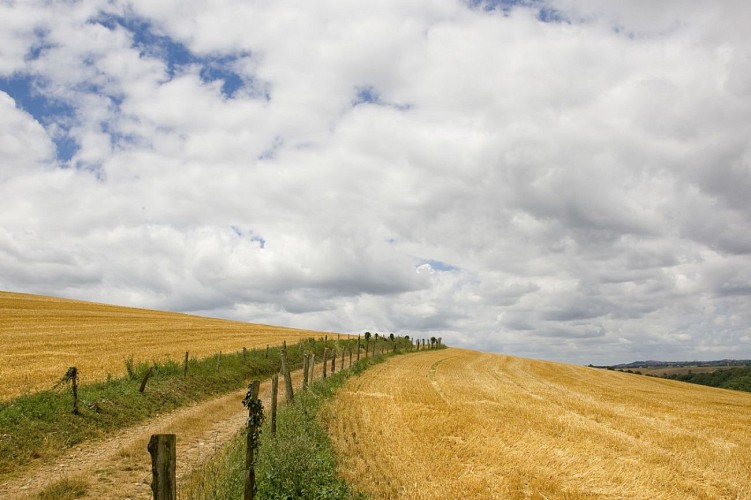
[0,291,330,400]
[325,348,751,499]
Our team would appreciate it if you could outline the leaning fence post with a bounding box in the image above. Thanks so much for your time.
[60,367,79,415]
[148,434,176,500]
[139,366,154,393]
[331,347,336,374]
[243,380,262,500]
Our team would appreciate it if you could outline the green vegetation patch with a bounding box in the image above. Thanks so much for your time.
[181,347,426,499]
[664,366,751,392]
[0,340,323,479]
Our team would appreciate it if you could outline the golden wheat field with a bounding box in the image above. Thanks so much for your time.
[325,348,751,499]
[0,291,336,400]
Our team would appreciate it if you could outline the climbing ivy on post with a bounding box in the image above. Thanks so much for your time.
[243,380,263,499]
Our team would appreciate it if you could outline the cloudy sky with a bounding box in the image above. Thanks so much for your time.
[2,0,750,365]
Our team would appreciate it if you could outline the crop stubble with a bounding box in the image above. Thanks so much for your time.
[0,291,331,400]
[325,348,751,499]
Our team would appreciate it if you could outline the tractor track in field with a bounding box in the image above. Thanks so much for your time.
[0,369,304,499]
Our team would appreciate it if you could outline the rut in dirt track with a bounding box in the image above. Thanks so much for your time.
[1,370,303,500]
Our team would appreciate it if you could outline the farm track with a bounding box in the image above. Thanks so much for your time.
[0,369,304,499]
[326,348,751,499]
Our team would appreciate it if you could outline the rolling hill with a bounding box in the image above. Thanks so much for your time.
[325,348,751,499]
[0,291,332,400]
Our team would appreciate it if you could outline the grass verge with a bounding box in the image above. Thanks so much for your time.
[180,347,428,499]
[0,339,344,479]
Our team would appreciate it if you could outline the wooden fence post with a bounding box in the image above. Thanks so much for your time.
[357,335,361,362]
[302,354,309,390]
[280,349,294,403]
[341,348,345,371]
[148,434,176,500]
[183,352,189,378]
[243,380,262,500]
[310,353,316,382]
[331,347,336,374]
[266,344,269,359]
[139,366,154,393]
[71,367,79,415]
[349,347,353,368]
[61,367,79,415]
[271,374,279,436]
[216,351,222,371]
[322,348,328,378]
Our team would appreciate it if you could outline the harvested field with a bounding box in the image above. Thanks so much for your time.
[325,348,751,499]
[0,291,336,400]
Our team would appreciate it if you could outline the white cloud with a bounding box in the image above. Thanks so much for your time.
[1,0,750,365]
[0,92,55,179]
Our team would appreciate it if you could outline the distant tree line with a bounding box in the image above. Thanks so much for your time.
[662,366,751,393]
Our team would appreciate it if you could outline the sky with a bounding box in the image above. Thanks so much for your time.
[1,0,750,365]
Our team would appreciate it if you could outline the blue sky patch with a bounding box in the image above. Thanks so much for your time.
[0,74,79,162]
[420,259,458,272]
[94,13,193,77]
[353,86,381,105]
[537,7,568,23]
[0,74,74,122]
[94,12,251,99]
[201,64,245,98]
[53,136,79,163]
[468,0,569,23]
[352,85,412,111]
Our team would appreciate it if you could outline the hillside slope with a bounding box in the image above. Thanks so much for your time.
[325,348,751,499]
[0,291,331,400]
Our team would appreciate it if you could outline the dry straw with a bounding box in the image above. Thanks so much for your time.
[0,291,330,400]
[325,348,751,499]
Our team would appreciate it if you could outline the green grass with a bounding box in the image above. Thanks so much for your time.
[0,338,354,479]
[180,349,419,499]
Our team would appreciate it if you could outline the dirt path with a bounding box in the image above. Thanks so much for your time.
[0,368,307,499]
